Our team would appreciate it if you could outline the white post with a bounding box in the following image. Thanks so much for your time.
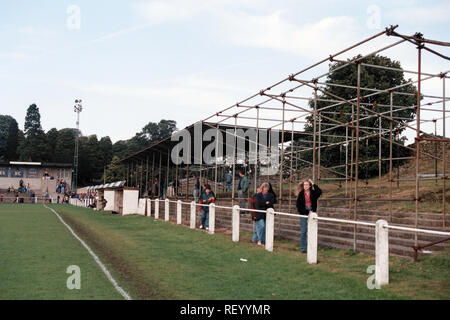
[165,198,170,221]
[307,212,318,264]
[375,219,389,286]
[190,201,196,229]
[232,205,240,242]
[209,203,215,235]
[265,208,275,252]
[147,199,152,217]
[177,200,182,225]
[155,198,159,220]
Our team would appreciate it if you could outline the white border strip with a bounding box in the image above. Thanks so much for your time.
[43,204,132,300]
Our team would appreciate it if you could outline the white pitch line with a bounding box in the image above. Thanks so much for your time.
[43,204,132,300]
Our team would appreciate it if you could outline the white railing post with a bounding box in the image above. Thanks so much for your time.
[209,203,215,235]
[375,219,389,286]
[307,212,318,264]
[147,199,152,217]
[232,205,240,242]
[265,208,275,252]
[177,200,182,225]
[155,198,159,220]
[190,201,196,229]
[165,198,170,221]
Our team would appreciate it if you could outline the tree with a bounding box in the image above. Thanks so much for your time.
[46,128,59,162]
[296,54,418,178]
[98,136,113,168]
[102,156,126,183]
[54,128,76,163]
[112,119,177,161]
[19,104,49,161]
[0,115,19,161]
[24,104,43,136]
[141,119,177,142]
[112,140,130,160]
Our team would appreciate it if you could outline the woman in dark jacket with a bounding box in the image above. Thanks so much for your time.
[253,182,276,246]
[296,179,322,253]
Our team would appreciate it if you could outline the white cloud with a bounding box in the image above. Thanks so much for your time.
[18,26,56,37]
[0,51,35,61]
[385,2,450,25]
[216,11,360,59]
[92,23,151,43]
[134,0,209,24]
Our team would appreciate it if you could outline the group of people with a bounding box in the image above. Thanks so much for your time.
[56,179,69,195]
[195,168,322,253]
[249,178,322,253]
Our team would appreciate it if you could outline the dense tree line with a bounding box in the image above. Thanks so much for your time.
[0,104,177,187]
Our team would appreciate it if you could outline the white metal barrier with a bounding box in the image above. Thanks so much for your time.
[103,198,450,287]
[1,196,58,204]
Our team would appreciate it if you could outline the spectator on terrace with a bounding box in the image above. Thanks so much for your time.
[199,184,215,230]
[172,178,179,196]
[99,197,107,211]
[0,194,3,203]
[161,179,167,198]
[254,182,276,246]
[250,184,262,244]
[225,170,232,191]
[192,173,200,202]
[237,170,249,211]
[296,179,322,253]
[154,178,160,199]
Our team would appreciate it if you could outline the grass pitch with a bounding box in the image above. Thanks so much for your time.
[0,204,448,300]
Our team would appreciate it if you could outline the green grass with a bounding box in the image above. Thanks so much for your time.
[0,204,123,300]
[0,204,449,300]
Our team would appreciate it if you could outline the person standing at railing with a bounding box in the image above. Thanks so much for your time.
[192,173,200,202]
[237,170,249,211]
[99,196,108,211]
[296,179,322,253]
[250,184,262,244]
[225,170,232,191]
[154,178,160,199]
[199,184,215,230]
[254,182,276,246]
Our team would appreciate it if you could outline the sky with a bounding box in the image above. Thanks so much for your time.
[0,0,449,143]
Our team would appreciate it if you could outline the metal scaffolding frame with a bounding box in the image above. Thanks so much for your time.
[120,26,449,250]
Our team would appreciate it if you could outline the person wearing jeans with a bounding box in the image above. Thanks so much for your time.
[296,179,322,253]
[237,170,249,211]
[253,182,276,246]
[299,206,312,253]
[199,184,215,230]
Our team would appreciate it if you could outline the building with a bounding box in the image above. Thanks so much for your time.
[0,161,72,198]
